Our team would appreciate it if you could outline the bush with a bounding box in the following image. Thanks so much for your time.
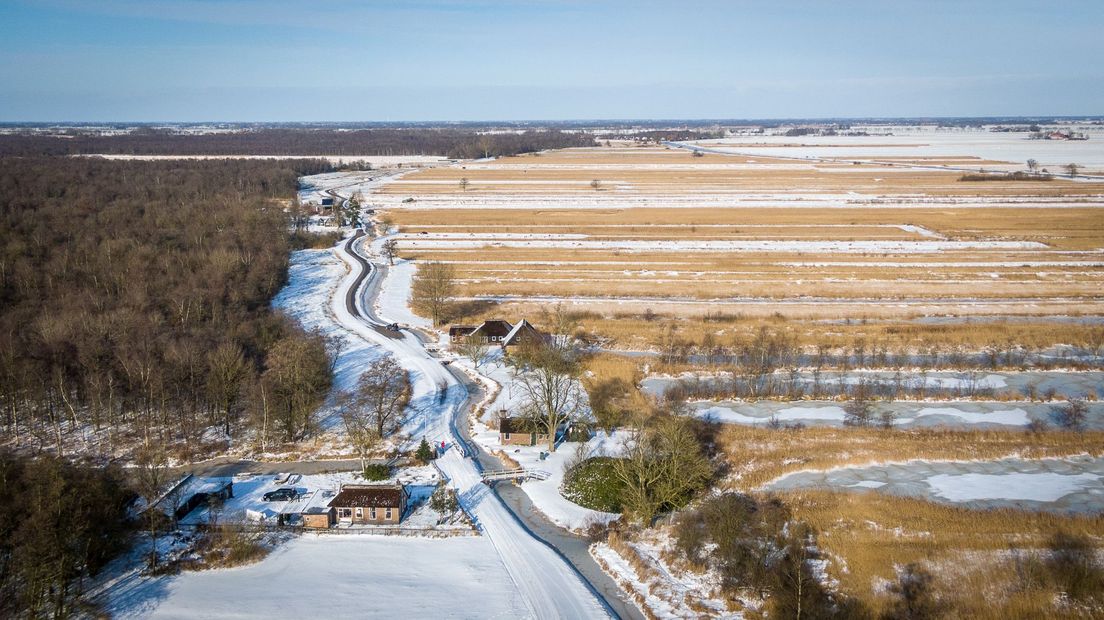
[362,464,391,481]
[1044,531,1104,601]
[429,483,459,514]
[1053,399,1088,431]
[561,457,626,513]
[883,563,944,619]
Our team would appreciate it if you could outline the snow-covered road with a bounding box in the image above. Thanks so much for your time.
[336,232,612,619]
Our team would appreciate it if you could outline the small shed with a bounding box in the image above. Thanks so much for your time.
[298,490,337,529]
[498,417,548,447]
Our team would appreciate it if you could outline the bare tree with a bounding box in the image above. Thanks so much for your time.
[411,261,456,326]
[1026,158,1039,173]
[459,177,469,191]
[612,416,713,525]
[456,334,492,370]
[513,342,584,452]
[843,377,875,427]
[347,356,411,443]
[1054,398,1088,431]
[1066,163,1080,177]
[207,342,250,437]
[590,179,601,191]
[381,239,398,266]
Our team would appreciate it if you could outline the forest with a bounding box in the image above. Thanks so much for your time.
[0,128,595,158]
[0,156,337,460]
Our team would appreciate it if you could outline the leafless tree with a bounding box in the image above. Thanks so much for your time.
[1066,163,1080,177]
[207,342,250,437]
[411,261,456,326]
[348,356,411,442]
[612,416,713,525]
[1026,158,1039,173]
[456,334,492,370]
[513,342,584,452]
[459,177,469,191]
[590,179,601,191]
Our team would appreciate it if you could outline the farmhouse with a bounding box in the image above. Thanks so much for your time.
[330,484,407,525]
[498,416,549,447]
[449,319,546,349]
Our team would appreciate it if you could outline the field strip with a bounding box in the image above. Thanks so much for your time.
[396,237,1047,252]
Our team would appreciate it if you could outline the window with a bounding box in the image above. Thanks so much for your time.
[339,508,351,518]
[385,508,393,520]
[503,433,511,440]
[370,507,377,520]
[355,507,362,518]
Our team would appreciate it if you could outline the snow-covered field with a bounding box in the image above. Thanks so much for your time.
[693,402,1039,429]
[394,234,1046,254]
[108,535,531,619]
[691,125,1104,170]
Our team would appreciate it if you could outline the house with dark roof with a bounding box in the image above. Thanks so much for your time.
[449,319,546,349]
[501,319,545,350]
[331,484,407,525]
[498,416,549,447]
[469,320,514,345]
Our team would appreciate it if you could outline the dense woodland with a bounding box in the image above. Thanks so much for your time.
[0,452,134,618]
[0,128,594,158]
[0,157,336,459]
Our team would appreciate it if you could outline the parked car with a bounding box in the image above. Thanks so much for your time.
[263,488,299,502]
[386,323,400,331]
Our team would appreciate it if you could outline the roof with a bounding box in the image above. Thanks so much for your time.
[330,485,404,508]
[502,319,543,346]
[449,325,477,336]
[471,320,513,339]
[499,417,537,435]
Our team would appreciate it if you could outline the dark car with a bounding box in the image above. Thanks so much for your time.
[386,323,400,331]
[263,488,299,502]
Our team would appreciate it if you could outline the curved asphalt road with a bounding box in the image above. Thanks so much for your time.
[344,231,643,620]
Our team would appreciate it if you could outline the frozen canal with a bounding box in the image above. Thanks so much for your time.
[686,399,1104,430]
[764,456,1104,514]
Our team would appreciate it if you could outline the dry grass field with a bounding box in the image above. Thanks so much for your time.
[376,144,1104,345]
[787,491,1104,618]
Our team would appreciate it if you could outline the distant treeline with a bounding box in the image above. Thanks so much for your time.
[0,128,595,158]
[0,157,337,458]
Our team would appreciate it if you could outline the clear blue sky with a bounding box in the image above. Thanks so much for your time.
[1,0,1101,121]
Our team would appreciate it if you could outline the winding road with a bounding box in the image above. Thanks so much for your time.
[337,227,641,619]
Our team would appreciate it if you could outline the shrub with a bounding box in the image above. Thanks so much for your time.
[1044,531,1104,601]
[561,457,626,513]
[362,464,391,481]
[429,483,459,514]
[883,563,943,619]
[1053,399,1088,431]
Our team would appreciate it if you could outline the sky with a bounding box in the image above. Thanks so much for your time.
[1,0,1102,122]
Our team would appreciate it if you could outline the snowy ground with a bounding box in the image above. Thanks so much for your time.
[458,352,624,532]
[395,234,1045,254]
[175,466,453,530]
[763,456,1104,513]
[642,370,1104,402]
[691,125,1104,170]
[107,535,532,619]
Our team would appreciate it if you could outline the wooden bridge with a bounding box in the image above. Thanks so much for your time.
[481,468,551,483]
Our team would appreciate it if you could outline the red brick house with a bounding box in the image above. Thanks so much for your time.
[331,484,407,524]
